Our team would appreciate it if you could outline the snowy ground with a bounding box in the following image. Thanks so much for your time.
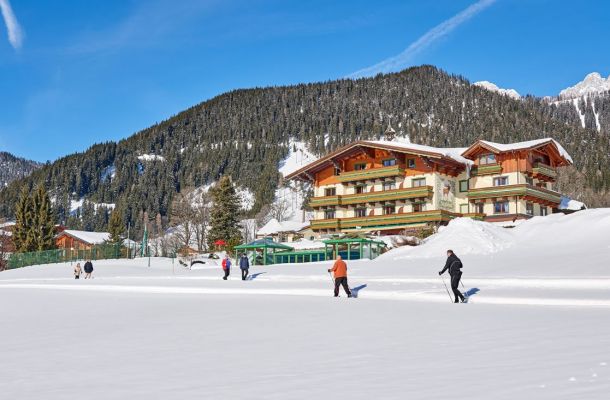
[1,210,610,399]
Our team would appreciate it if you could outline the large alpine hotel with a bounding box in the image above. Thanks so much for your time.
[286,135,572,235]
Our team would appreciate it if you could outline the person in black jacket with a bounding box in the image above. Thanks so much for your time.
[239,253,250,281]
[83,259,94,279]
[439,250,465,303]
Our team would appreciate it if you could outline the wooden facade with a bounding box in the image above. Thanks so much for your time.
[286,139,572,234]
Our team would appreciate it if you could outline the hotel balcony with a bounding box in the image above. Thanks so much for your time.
[337,165,405,183]
[471,164,502,176]
[309,186,434,208]
[467,184,561,204]
[532,162,557,181]
[310,209,460,231]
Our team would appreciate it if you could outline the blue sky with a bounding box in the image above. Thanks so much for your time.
[1,0,609,162]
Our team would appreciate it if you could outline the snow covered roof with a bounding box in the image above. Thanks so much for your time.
[285,140,470,180]
[464,138,573,164]
[0,221,15,229]
[364,140,472,165]
[285,238,326,250]
[257,219,309,236]
[559,197,587,211]
[58,230,110,245]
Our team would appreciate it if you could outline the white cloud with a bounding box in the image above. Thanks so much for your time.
[348,0,496,78]
[0,0,23,49]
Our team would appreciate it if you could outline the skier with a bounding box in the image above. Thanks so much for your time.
[221,255,231,280]
[439,249,466,303]
[239,253,250,281]
[74,263,82,279]
[83,259,94,279]
[328,255,352,298]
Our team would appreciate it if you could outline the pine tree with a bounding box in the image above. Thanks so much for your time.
[31,185,56,251]
[13,187,34,252]
[108,209,125,244]
[207,176,243,250]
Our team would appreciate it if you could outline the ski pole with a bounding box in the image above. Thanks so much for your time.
[439,274,453,303]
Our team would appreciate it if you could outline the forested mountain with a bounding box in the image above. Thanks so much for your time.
[1,65,609,237]
[0,152,41,188]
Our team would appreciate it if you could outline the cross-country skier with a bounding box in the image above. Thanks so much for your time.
[83,259,94,279]
[439,250,466,303]
[222,255,231,280]
[328,255,352,298]
[239,253,250,281]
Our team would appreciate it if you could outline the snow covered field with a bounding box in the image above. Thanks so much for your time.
[2,210,610,399]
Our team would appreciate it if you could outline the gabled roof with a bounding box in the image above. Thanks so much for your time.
[462,138,573,165]
[285,140,469,180]
[257,219,309,235]
[57,230,110,245]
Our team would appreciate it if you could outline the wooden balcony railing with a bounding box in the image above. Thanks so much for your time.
[309,186,433,208]
[337,165,405,183]
[467,184,561,204]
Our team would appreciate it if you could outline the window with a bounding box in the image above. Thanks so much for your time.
[354,163,366,171]
[413,203,424,212]
[333,167,341,176]
[526,202,534,216]
[460,204,469,214]
[383,205,396,215]
[541,206,548,216]
[324,187,336,196]
[407,158,416,169]
[526,177,534,186]
[355,208,367,218]
[324,209,336,219]
[412,178,426,187]
[479,154,497,165]
[475,203,485,214]
[355,185,366,194]
[459,180,469,192]
[493,201,509,214]
[382,158,396,167]
[493,176,509,186]
[383,181,396,191]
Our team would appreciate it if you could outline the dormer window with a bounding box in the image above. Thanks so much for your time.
[382,158,396,167]
[479,154,496,165]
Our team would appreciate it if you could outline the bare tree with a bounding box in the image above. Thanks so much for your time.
[270,198,291,222]
[192,191,211,252]
[170,188,212,254]
[170,191,196,255]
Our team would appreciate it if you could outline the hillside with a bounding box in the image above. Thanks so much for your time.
[0,152,41,188]
[1,65,609,237]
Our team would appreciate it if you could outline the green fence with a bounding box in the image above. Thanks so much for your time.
[7,244,127,270]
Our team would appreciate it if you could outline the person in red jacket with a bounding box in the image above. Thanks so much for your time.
[221,255,231,280]
[328,255,352,298]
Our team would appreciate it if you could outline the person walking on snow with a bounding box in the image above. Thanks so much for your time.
[328,255,352,298]
[74,263,82,279]
[439,249,466,303]
[83,259,94,279]
[222,255,231,280]
[239,253,250,281]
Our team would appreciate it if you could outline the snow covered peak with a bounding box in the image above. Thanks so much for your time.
[559,72,610,99]
[473,81,521,100]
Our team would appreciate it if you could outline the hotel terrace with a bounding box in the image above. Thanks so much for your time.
[285,136,573,235]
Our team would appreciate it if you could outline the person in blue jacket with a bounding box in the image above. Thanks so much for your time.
[239,253,250,281]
